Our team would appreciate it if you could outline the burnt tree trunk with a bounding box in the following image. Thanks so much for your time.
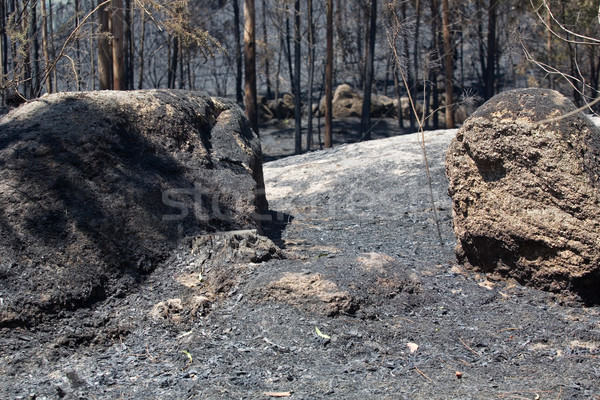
[441,0,454,128]
[233,0,243,104]
[0,0,6,101]
[137,7,145,89]
[483,0,497,100]
[74,0,81,90]
[324,0,333,148]
[124,0,133,89]
[261,0,272,99]
[306,0,314,152]
[98,0,112,90]
[111,0,124,90]
[402,1,416,130]
[360,0,377,141]
[244,0,259,135]
[41,0,52,93]
[293,0,301,154]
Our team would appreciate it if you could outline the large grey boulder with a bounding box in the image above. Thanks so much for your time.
[446,88,600,303]
[0,90,268,325]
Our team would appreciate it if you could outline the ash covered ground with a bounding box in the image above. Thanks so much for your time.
[1,119,599,399]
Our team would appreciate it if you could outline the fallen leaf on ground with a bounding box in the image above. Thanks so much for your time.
[315,326,331,339]
[263,391,292,397]
[407,342,419,353]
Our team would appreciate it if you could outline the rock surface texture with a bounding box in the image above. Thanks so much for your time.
[446,88,600,303]
[0,90,267,325]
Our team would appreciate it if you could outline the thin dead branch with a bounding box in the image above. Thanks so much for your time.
[385,5,444,247]
[458,336,480,357]
[414,366,432,382]
[531,0,600,46]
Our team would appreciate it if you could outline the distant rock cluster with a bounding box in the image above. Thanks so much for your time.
[258,83,468,125]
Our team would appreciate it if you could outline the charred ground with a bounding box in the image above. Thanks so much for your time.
[0,118,599,399]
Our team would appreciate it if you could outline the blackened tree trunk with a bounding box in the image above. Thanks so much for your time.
[412,0,421,121]
[21,2,31,97]
[394,66,403,129]
[137,7,145,89]
[98,0,112,90]
[324,0,333,148]
[244,0,259,135]
[169,35,178,89]
[233,0,243,104]
[483,0,497,100]
[124,0,133,89]
[9,0,17,85]
[74,0,81,90]
[48,0,56,89]
[360,0,377,141]
[427,0,439,130]
[285,8,293,89]
[357,4,364,89]
[90,31,95,89]
[402,1,415,131]
[111,0,124,90]
[0,0,7,99]
[29,1,39,97]
[261,0,272,99]
[179,45,184,89]
[441,0,454,128]
[293,0,301,154]
[306,0,314,152]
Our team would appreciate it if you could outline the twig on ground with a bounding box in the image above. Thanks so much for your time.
[498,327,521,334]
[414,366,432,382]
[458,336,480,357]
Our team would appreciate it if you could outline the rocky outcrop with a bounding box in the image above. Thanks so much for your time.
[371,94,396,118]
[331,84,362,118]
[316,84,363,119]
[267,93,296,120]
[0,90,268,325]
[446,88,600,303]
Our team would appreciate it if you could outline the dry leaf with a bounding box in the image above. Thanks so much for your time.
[315,326,331,340]
[263,392,292,397]
[407,342,419,353]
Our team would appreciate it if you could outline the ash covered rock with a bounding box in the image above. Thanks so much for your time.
[145,230,283,325]
[190,229,283,265]
[0,90,268,326]
[446,88,600,303]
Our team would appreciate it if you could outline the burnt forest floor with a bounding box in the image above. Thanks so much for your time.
[0,117,599,400]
